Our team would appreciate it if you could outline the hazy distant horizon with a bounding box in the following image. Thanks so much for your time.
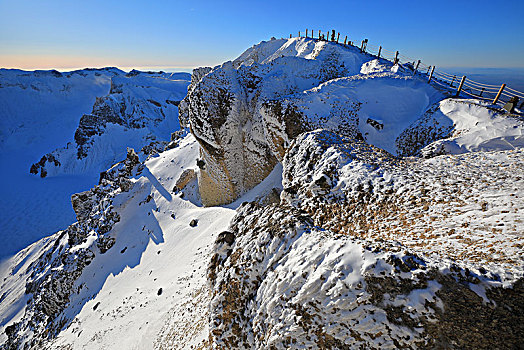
[3,65,523,92]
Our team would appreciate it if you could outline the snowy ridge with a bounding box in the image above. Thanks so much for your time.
[208,130,523,349]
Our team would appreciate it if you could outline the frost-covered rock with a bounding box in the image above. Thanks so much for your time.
[30,71,190,177]
[282,130,524,269]
[209,202,524,349]
[208,129,524,349]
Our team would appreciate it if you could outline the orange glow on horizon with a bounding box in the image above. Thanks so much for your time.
[0,54,200,72]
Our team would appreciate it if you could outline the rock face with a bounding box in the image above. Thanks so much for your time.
[2,149,142,349]
[208,129,524,349]
[181,38,442,206]
[29,71,191,177]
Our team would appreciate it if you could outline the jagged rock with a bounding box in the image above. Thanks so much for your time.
[1,148,145,349]
[189,219,198,227]
[71,191,96,221]
[141,140,170,157]
[208,147,524,349]
[216,231,235,245]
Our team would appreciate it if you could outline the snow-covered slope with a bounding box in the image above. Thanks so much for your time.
[0,134,281,349]
[208,130,524,349]
[398,98,524,157]
[0,68,122,152]
[0,69,190,260]
[30,71,191,177]
[0,68,121,259]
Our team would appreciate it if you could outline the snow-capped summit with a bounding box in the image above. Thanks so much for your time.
[181,37,522,207]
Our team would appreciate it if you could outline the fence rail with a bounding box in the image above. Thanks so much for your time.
[290,30,524,110]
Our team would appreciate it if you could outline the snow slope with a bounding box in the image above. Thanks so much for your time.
[399,98,524,157]
[0,68,121,259]
[0,69,190,260]
[0,133,284,349]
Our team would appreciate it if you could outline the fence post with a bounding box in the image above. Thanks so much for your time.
[426,66,430,75]
[360,40,365,52]
[337,33,340,43]
[493,84,506,104]
[456,76,466,97]
[414,60,420,73]
[377,46,382,58]
[394,51,399,64]
[428,66,435,83]
[299,31,301,37]
[344,36,347,45]
[306,29,308,38]
[450,75,456,87]
[290,34,292,38]
[318,30,321,39]
[479,87,485,97]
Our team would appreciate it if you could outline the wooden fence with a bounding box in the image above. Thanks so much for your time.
[290,30,524,109]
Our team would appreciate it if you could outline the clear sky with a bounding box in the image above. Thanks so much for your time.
[1,0,523,71]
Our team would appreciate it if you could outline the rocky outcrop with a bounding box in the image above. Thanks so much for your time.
[208,129,524,349]
[282,130,524,267]
[209,202,524,349]
[173,168,196,193]
[180,39,360,206]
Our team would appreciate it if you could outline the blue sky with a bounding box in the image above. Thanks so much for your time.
[1,0,523,70]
